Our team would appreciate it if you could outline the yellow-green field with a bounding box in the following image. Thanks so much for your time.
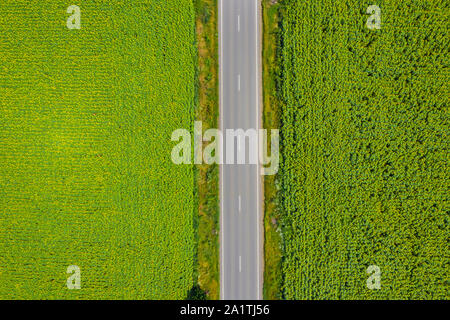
[0,0,196,299]
[276,0,448,299]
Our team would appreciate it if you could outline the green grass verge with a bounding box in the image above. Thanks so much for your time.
[262,0,283,300]
[193,0,220,300]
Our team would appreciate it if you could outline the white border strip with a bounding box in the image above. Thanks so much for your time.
[219,0,225,300]
[255,0,261,300]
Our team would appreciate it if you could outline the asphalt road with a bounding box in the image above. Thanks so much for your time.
[219,0,262,300]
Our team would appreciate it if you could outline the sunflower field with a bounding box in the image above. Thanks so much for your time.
[278,0,448,299]
[0,0,196,299]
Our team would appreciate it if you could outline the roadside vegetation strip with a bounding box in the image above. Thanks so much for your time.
[0,0,196,299]
[262,0,283,300]
[278,0,448,299]
[193,0,220,300]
